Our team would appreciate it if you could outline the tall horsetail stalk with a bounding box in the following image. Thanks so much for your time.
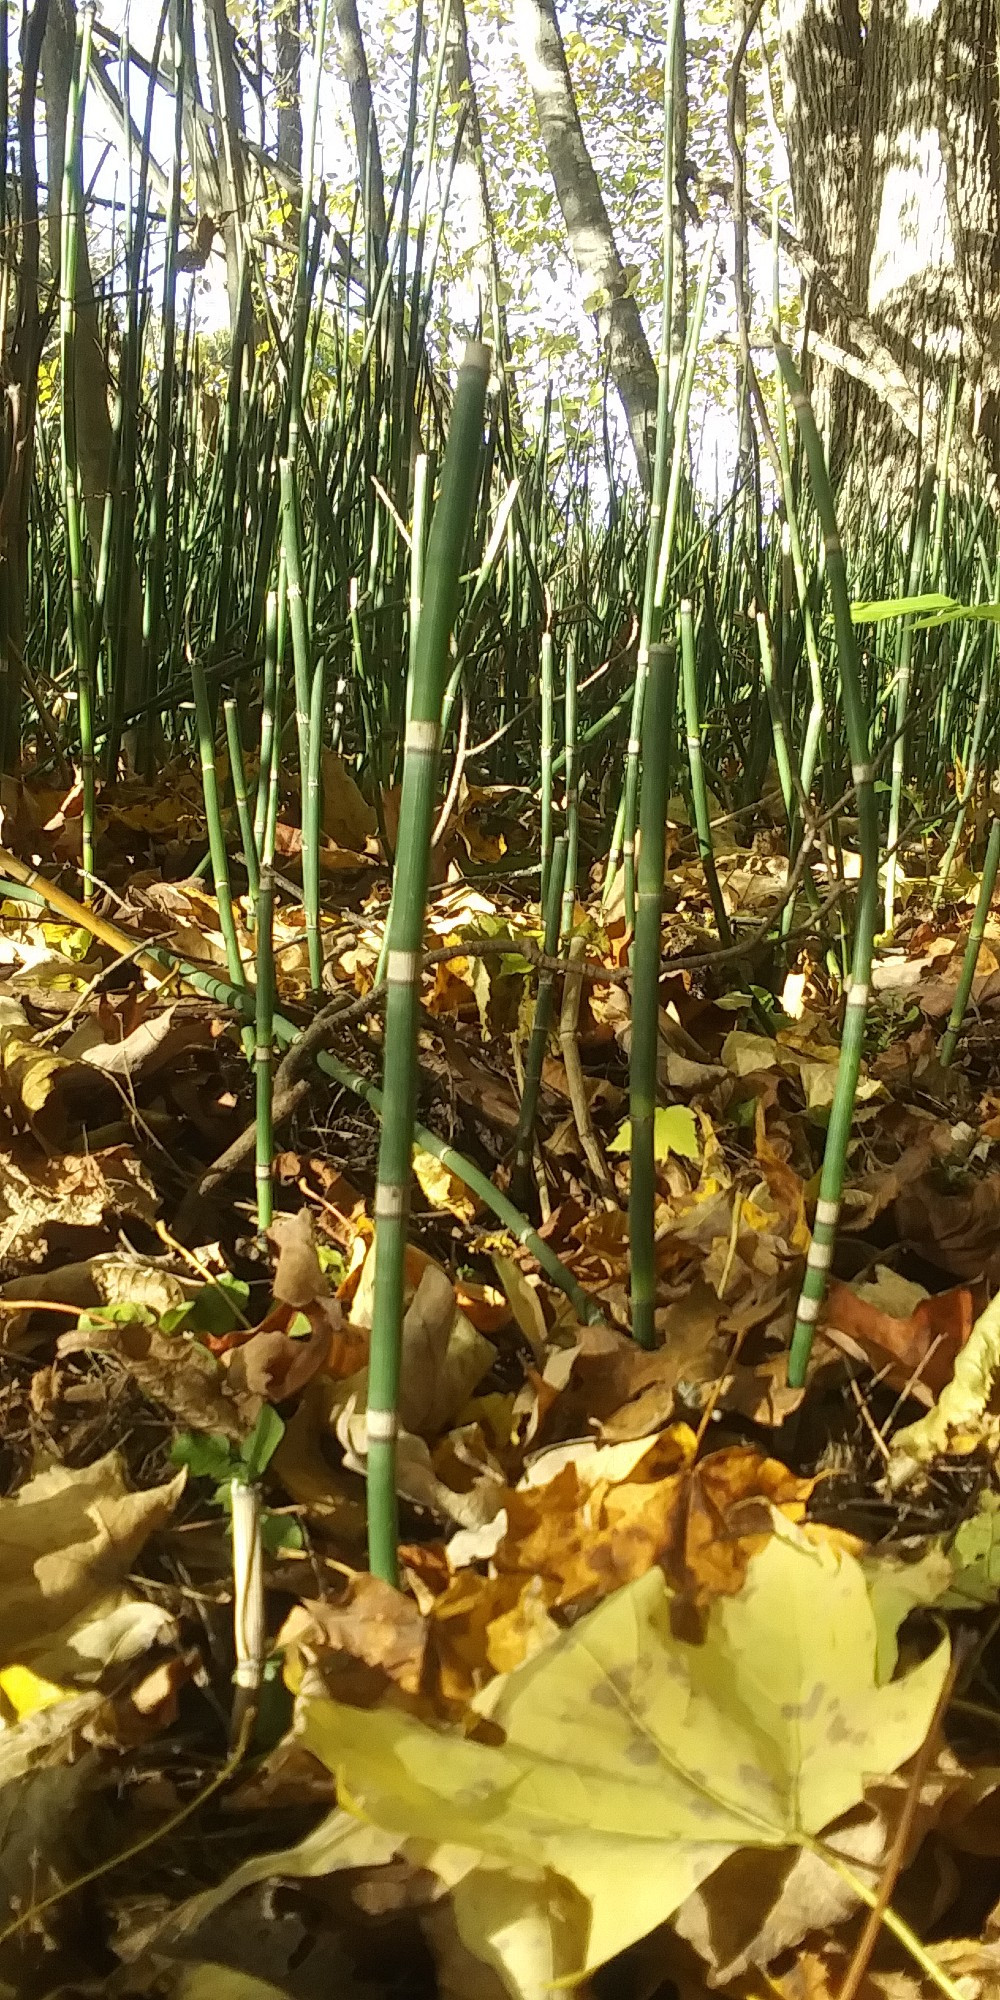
[559,631,579,945]
[939,817,1000,1067]
[883,472,933,932]
[775,344,879,1390]
[305,657,325,987]
[190,653,247,991]
[287,0,330,463]
[138,0,186,769]
[630,641,675,1351]
[513,834,568,1204]
[224,699,260,908]
[59,1,96,897]
[254,864,276,1231]
[540,628,555,909]
[603,0,682,919]
[679,600,731,943]
[254,585,281,860]
[614,229,717,925]
[367,342,491,1587]
[934,550,999,908]
[279,458,322,994]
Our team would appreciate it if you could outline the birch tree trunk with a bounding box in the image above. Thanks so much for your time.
[778,0,1000,494]
[513,0,658,490]
[333,0,387,266]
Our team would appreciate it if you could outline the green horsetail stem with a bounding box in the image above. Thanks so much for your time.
[934,555,999,910]
[771,192,827,810]
[613,232,716,924]
[304,657,325,994]
[513,834,568,1204]
[884,473,933,932]
[367,342,491,1587]
[254,585,280,858]
[775,344,879,1389]
[278,458,322,994]
[939,816,1000,1067]
[630,641,675,1350]
[254,864,276,1230]
[540,630,555,910]
[59,2,96,897]
[755,609,796,840]
[224,699,260,908]
[138,0,185,773]
[559,632,579,946]
[190,655,247,990]
[409,450,435,684]
[679,600,731,944]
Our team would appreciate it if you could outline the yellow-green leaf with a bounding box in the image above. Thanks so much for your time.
[608,1104,700,1161]
[297,1519,949,1977]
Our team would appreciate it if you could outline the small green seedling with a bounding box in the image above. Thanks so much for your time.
[172,1405,302,1554]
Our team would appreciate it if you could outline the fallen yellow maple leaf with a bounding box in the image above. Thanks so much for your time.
[297,1516,949,1978]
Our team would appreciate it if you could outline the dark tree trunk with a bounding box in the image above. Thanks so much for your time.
[273,0,303,185]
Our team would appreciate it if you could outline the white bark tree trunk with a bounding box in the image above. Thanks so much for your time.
[778,0,1000,491]
[513,0,658,490]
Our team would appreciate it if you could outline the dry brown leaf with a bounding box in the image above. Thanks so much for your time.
[423,1568,560,1709]
[346,1250,495,1439]
[222,1323,333,1406]
[321,749,378,851]
[1,1253,195,1348]
[73,1003,215,1083]
[337,1401,506,1529]
[279,1575,427,1701]
[0,1143,158,1274]
[0,1451,184,1670]
[269,1379,369,1540]
[823,1271,975,1396]
[494,1429,812,1629]
[268,1207,330,1309]
[896,1172,1000,1280]
[57,1315,250,1436]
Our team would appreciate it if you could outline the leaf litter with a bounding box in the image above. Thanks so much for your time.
[8,810,1000,1997]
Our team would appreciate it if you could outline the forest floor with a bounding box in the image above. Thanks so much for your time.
[3,764,1000,2000]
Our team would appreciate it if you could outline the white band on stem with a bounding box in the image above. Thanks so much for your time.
[406,719,439,755]
[387,949,421,984]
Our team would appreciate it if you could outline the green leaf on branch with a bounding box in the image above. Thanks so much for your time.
[850,593,957,622]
